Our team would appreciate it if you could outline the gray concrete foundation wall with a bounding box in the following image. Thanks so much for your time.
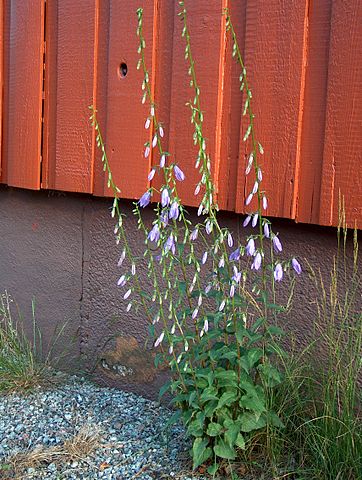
[0,186,360,398]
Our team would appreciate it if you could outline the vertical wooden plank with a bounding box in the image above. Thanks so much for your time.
[0,0,3,180]
[43,0,98,193]
[318,1,362,228]
[93,0,154,199]
[1,0,44,189]
[168,1,223,207]
[235,0,308,218]
[296,0,332,225]
[215,0,246,211]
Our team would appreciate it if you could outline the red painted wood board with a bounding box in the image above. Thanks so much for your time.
[318,1,362,228]
[42,0,98,193]
[296,0,332,225]
[235,0,308,219]
[215,0,246,211]
[0,0,44,189]
[93,0,154,200]
[167,0,224,208]
[0,0,3,180]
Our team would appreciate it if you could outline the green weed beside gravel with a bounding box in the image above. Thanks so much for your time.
[0,291,66,394]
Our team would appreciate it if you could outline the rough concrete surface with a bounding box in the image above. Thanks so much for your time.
[0,186,360,398]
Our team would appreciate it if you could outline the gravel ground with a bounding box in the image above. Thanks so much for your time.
[0,376,201,480]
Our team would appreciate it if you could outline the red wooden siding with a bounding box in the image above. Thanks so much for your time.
[0,0,361,228]
[0,0,44,189]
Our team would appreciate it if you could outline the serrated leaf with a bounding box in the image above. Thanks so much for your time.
[214,440,236,460]
[217,391,238,409]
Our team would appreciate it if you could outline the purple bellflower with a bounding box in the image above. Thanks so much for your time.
[292,258,302,274]
[246,238,256,256]
[274,263,283,282]
[139,190,151,208]
[174,165,185,182]
[161,188,170,207]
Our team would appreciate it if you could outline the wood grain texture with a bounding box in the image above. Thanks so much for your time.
[1,0,44,189]
[0,0,3,180]
[43,0,98,193]
[296,0,332,224]
[168,0,223,207]
[93,0,154,200]
[235,0,308,217]
[318,1,362,228]
[216,0,246,211]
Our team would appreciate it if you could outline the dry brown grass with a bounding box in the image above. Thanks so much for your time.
[4,425,102,478]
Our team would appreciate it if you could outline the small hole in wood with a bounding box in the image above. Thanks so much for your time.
[119,62,128,78]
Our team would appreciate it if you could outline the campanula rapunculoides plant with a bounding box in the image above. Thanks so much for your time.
[90,3,302,475]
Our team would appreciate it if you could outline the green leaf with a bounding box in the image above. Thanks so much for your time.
[204,400,218,418]
[240,392,266,415]
[266,411,285,429]
[207,464,219,475]
[214,439,236,460]
[192,437,212,470]
[258,363,282,387]
[200,387,219,403]
[165,410,182,429]
[235,433,246,449]
[239,412,266,432]
[158,381,171,400]
[217,391,238,409]
[215,369,238,387]
[235,322,246,345]
[206,422,223,437]
[224,419,240,446]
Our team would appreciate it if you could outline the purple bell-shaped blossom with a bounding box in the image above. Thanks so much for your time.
[292,258,302,274]
[243,215,251,227]
[273,235,283,253]
[169,201,179,220]
[201,251,208,265]
[246,238,256,256]
[251,252,262,270]
[148,224,160,242]
[274,263,283,282]
[161,188,170,207]
[229,248,240,261]
[148,169,156,181]
[174,165,185,182]
[165,234,175,255]
[139,190,151,208]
